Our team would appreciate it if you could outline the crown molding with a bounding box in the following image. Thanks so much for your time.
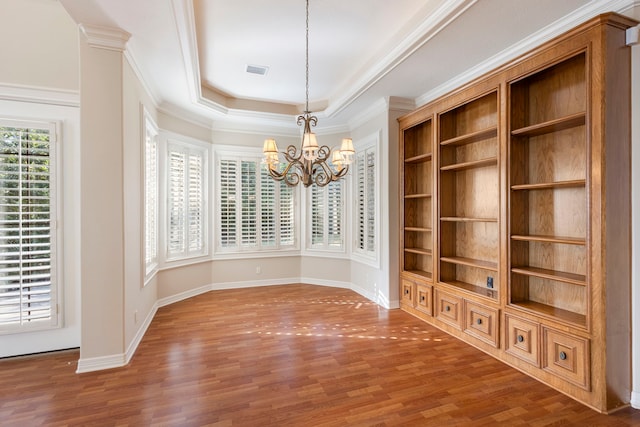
[0,83,79,107]
[324,0,478,118]
[416,0,637,107]
[80,24,130,51]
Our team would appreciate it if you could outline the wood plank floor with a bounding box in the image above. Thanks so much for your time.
[1,284,639,426]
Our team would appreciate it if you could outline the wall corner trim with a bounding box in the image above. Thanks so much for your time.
[76,353,126,373]
[631,390,640,409]
[80,24,131,51]
[627,25,640,45]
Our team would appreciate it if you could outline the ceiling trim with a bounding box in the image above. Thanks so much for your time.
[416,0,637,107]
[324,0,478,118]
[80,24,131,51]
[171,0,477,130]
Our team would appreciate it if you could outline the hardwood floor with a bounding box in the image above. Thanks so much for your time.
[1,284,639,426]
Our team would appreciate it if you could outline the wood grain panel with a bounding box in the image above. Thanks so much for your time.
[2,285,638,424]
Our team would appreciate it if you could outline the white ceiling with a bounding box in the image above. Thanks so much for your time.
[59,0,631,134]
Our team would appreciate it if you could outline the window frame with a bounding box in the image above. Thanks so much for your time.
[305,178,347,254]
[351,133,380,266]
[214,147,299,255]
[0,118,61,335]
[162,134,210,264]
[142,109,159,282]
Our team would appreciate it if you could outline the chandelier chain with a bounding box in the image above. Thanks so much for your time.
[305,0,310,113]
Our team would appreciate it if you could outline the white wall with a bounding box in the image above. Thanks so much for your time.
[0,0,78,92]
[0,0,81,358]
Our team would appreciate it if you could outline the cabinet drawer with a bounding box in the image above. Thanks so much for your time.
[415,283,433,316]
[401,279,414,306]
[542,327,590,390]
[435,290,462,329]
[505,314,539,367]
[464,301,499,347]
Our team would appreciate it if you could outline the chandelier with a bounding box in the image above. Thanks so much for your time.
[262,0,354,187]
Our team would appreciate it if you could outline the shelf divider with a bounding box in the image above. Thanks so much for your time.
[511,234,586,245]
[405,153,432,163]
[511,112,586,137]
[511,266,586,286]
[511,179,585,191]
[441,256,497,271]
[440,157,497,172]
[440,126,498,147]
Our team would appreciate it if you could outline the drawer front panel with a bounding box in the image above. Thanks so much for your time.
[464,301,499,347]
[415,283,433,316]
[401,279,414,306]
[435,290,462,329]
[542,327,590,390]
[505,314,539,367]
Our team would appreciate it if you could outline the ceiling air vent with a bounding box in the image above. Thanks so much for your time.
[246,64,269,76]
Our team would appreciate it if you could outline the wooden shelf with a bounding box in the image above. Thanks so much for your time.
[511,266,586,286]
[511,179,585,191]
[440,217,498,223]
[441,256,497,271]
[511,112,586,137]
[405,193,432,199]
[441,280,498,299]
[405,153,432,163]
[510,300,586,326]
[405,227,432,233]
[440,127,498,147]
[405,270,432,281]
[405,247,432,256]
[511,234,586,245]
[440,157,497,172]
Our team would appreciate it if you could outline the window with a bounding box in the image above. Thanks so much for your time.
[217,155,297,252]
[354,145,376,257]
[143,113,159,276]
[0,120,59,332]
[166,141,207,260]
[309,180,344,250]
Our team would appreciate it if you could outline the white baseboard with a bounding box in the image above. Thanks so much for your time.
[210,278,300,291]
[631,390,640,409]
[124,303,159,365]
[76,353,126,373]
[157,283,213,308]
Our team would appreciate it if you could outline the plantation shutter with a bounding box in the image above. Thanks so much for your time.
[366,149,375,252]
[260,166,276,247]
[311,185,324,245]
[219,159,237,248]
[167,143,205,259]
[279,181,294,247]
[0,121,58,331]
[188,153,204,253]
[218,155,297,252]
[144,119,158,273]
[327,181,342,247]
[241,160,257,247]
[356,151,366,251]
[168,150,186,255]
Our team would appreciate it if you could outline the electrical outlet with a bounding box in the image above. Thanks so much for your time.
[486,276,494,289]
[134,310,138,324]
[256,266,261,274]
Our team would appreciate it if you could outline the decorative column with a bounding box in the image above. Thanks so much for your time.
[76,25,131,372]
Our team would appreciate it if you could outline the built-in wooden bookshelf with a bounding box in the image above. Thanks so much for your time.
[438,91,499,300]
[402,119,433,281]
[398,13,636,413]
[508,52,588,327]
